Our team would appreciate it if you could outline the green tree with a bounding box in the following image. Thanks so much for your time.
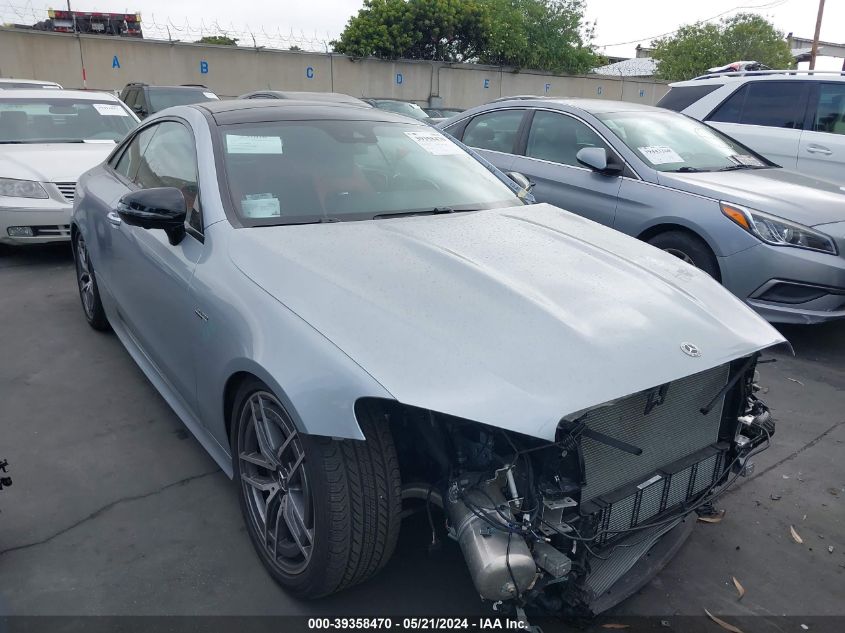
[652,13,794,81]
[332,0,489,62]
[480,0,599,73]
[331,0,599,72]
[197,35,239,46]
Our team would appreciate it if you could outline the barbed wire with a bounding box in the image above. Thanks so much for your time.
[0,1,335,52]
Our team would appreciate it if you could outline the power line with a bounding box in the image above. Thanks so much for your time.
[595,0,791,49]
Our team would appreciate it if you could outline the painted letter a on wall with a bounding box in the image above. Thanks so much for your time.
[112,55,120,69]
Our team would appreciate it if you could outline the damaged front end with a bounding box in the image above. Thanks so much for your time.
[384,354,774,619]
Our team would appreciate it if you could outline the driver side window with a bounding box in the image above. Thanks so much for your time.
[134,122,202,232]
[526,111,609,167]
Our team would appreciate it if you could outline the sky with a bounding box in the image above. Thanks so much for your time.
[2,0,843,66]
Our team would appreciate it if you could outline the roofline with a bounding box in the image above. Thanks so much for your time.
[691,69,845,81]
[0,89,119,99]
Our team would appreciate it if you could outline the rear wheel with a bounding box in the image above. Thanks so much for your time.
[231,380,401,597]
[73,232,109,331]
[647,231,720,280]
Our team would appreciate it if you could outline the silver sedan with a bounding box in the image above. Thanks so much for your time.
[439,98,845,324]
[71,100,783,618]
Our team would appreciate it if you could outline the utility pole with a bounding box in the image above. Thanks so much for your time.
[809,0,825,70]
[66,0,87,88]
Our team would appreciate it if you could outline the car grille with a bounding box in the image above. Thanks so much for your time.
[54,182,76,203]
[577,364,731,546]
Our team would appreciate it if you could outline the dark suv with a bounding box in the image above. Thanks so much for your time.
[119,83,219,119]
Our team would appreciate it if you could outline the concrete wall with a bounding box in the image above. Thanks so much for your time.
[0,28,670,107]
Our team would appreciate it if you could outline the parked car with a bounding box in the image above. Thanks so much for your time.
[658,70,845,184]
[119,83,219,119]
[239,90,370,107]
[71,99,783,619]
[0,89,137,245]
[439,98,845,324]
[363,98,431,121]
[0,78,62,90]
[424,107,464,119]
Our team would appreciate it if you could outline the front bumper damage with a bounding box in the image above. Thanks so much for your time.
[409,354,776,621]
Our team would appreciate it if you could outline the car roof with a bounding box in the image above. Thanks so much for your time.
[194,99,425,125]
[0,89,120,101]
[0,77,61,86]
[490,97,664,115]
[132,85,210,91]
[240,90,370,106]
[670,71,845,87]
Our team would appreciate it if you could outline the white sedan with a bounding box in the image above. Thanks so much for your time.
[0,90,137,245]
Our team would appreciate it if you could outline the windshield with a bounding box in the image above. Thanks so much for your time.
[220,120,522,226]
[372,101,430,121]
[149,89,218,112]
[597,110,772,173]
[0,98,137,143]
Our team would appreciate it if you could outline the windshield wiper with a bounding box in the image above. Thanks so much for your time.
[718,164,768,172]
[374,207,465,219]
[668,166,705,173]
[277,217,342,226]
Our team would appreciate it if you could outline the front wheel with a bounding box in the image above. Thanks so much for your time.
[73,232,109,331]
[647,231,720,280]
[231,380,402,598]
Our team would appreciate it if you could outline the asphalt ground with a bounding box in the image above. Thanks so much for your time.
[0,243,843,630]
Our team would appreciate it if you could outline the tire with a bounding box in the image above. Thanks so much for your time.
[231,379,402,598]
[646,230,720,280]
[72,232,110,331]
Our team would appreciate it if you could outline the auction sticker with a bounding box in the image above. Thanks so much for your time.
[92,103,130,116]
[241,193,281,218]
[637,145,683,165]
[404,130,462,155]
[226,134,284,154]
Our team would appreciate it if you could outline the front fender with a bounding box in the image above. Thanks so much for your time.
[193,223,394,458]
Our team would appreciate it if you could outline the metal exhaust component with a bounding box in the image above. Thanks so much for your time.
[446,476,536,601]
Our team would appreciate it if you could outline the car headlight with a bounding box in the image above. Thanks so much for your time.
[720,202,837,255]
[0,178,49,199]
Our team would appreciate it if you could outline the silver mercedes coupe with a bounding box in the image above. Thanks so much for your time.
[71,100,785,619]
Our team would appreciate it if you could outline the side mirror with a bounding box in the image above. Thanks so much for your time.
[117,187,187,245]
[506,171,535,198]
[576,147,623,175]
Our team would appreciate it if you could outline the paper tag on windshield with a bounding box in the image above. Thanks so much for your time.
[731,154,765,167]
[92,103,129,116]
[404,130,462,155]
[226,135,283,154]
[203,92,219,100]
[241,194,281,218]
[638,146,683,165]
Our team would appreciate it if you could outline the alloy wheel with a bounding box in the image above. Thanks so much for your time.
[662,247,695,266]
[237,391,315,574]
[76,236,95,319]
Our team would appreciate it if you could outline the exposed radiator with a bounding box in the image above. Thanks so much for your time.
[575,364,732,547]
[579,363,730,503]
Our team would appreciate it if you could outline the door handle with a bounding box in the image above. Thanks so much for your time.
[107,210,122,227]
[806,145,833,156]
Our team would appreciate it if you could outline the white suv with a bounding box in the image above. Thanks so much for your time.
[658,70,845,184]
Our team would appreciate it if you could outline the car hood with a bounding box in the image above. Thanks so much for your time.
[658,168,845,227]
[0,143,115,182]
[229,204,785,441]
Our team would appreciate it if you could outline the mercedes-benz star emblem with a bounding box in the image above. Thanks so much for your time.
[680,342,701,357]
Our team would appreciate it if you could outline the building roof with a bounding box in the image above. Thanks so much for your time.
[592,57,658,77]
